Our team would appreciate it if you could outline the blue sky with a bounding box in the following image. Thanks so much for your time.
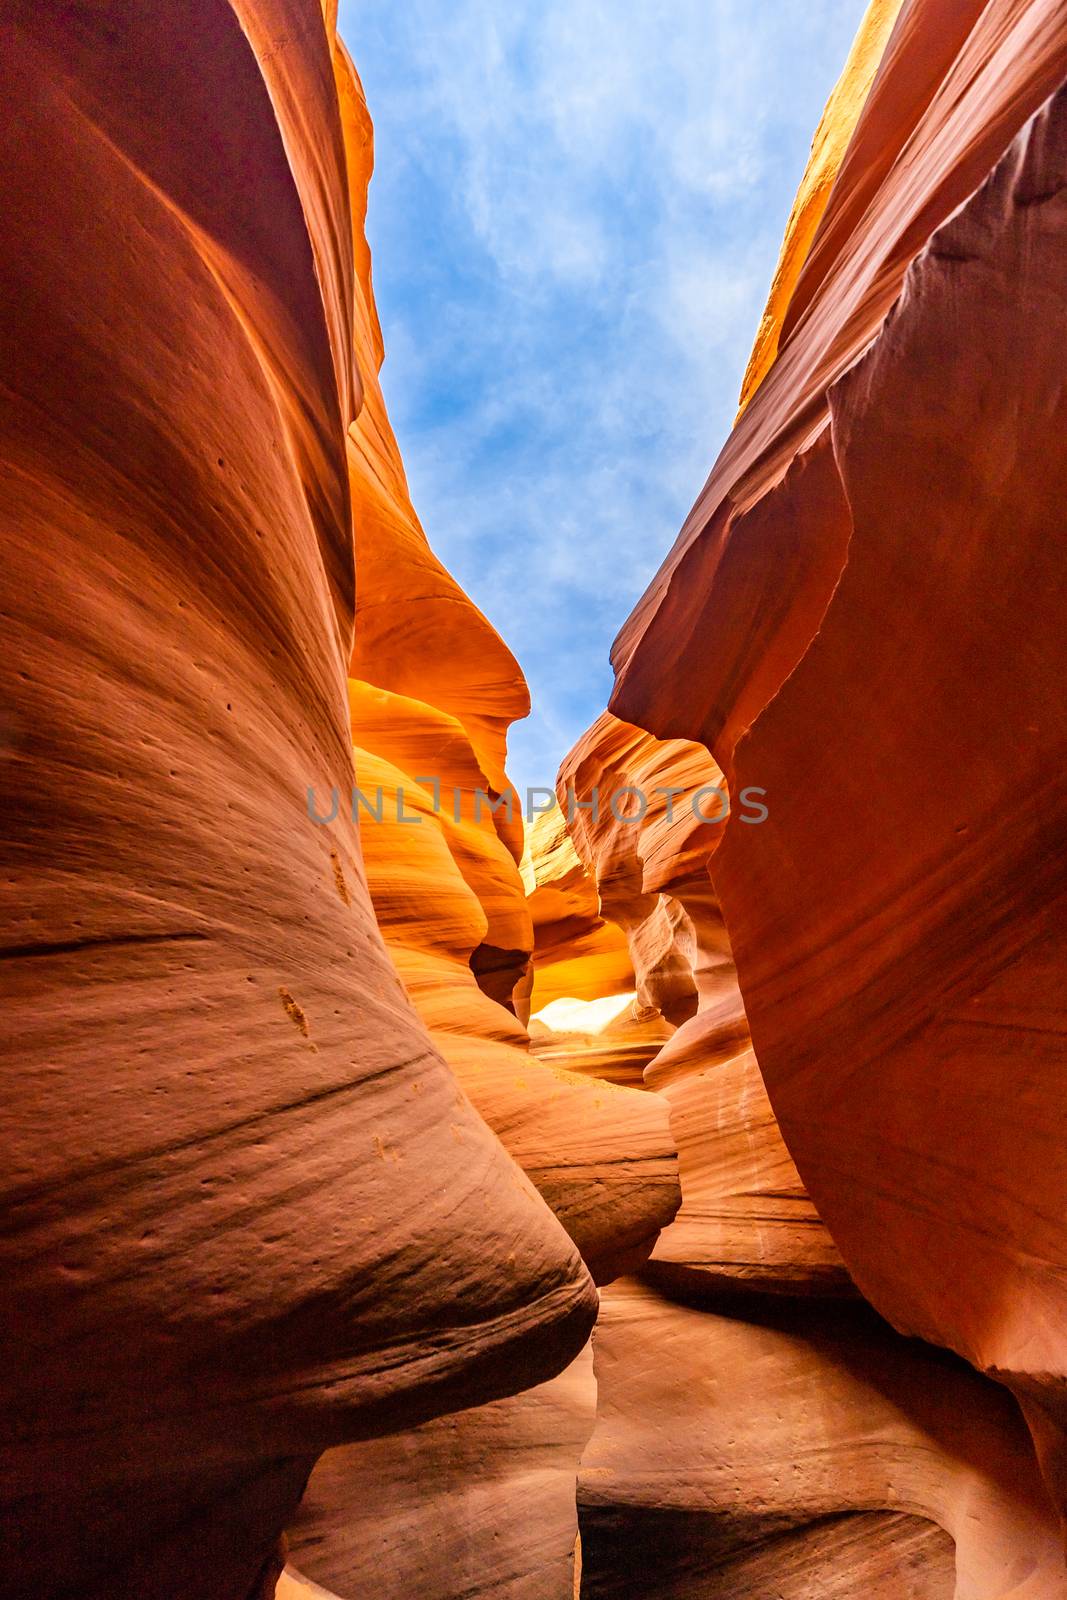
[336,1,870,796]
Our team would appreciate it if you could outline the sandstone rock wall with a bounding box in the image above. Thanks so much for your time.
[580,1283,1064,1600]
[0,7,601,1595]
[532,1,1067,1592]
[605,0,1067,1523]
[333,55,680,1294]
[278,56,682,1600]
[4,1,1065,1596]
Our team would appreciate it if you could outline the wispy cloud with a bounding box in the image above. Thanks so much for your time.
[338,0,870,793]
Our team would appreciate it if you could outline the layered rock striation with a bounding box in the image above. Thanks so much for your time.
[3,1,1065,1597]
[603,0,1067,1527]
[531,0,1067,1592]
[0,7,605,1596]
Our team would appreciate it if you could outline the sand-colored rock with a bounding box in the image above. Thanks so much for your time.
[527,715,847,1296]
[529,995,673,1089]
[712,79,1067,1492]
[334,62,680,1289]
[7,0,1065,1593]
[349,738,679,1285]
[612,0,1067,784]
[644,1043,853,1299]
[0,6,596,1595]
[285,1345,595,1600]
[556,713,731,1026]
[579,1280,1066,1599]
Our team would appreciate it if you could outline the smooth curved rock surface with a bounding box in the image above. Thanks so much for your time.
[558,713,729,1027]
[644,1044,852,1299]
[578,1280,1067,1600]
[525,802,635,1013]
[600,0,1067,1510]
[613,1,1067,777]
[529,997,673,1089]
[0,7,596,1595]
[336,76,680,1287]
[712,78,1067,1475]
[737,0,907,413]
[529,715,846,1297]
[345,581,678,1285]
[285,1345,594,1600]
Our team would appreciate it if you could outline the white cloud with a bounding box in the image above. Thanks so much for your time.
[338,0,871,793]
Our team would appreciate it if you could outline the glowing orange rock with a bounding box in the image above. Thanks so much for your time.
[601,0,1067,1525]
[335,67,679,1290]
[0,7,594,1595]
[526,714,847,1298]
[737,0,907,414]
[713,81,1067,1502]
[524,801,636,1013]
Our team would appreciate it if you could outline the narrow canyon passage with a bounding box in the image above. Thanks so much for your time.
[1,3,1065,1599]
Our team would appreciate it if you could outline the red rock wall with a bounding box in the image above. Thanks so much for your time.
[277,60,680,1600]
[533,1,1067,1592]
[580,1284,1064,1600]
[6,1,1065,1596]
[334,56,679,1295]
[0,6,599,1596]
[607,0,1067,1518]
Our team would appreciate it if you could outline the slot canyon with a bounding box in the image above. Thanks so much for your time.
[1,1,1065,1596]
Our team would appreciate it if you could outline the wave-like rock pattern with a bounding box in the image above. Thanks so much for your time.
[712,79,1067,1482]
[579,1281,1065,1600]
[279,38,680,1600]
[538,1,1067,1593]
[524,801,636,1015]
[0,6,598,1596]
[604,0,1067,1516]
[534,713,848,1298]
[334,67,679,1291]
[5,1,1065,1597]
[286,1347,595,1600]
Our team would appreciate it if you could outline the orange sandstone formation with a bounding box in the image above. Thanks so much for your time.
[541,2,1067,1594]
[531,714,847,1298]
[0,6,596,1597]
[275,38,680,1600]
[737,0,906,414]
[713,84,1067,1500]
[335,67,679,1289]
[580,1282,1066,1600]
[4,0,1065,1596]
[606,0,1067,1513]
[346,752,679,1285]
[524,801,636,1015]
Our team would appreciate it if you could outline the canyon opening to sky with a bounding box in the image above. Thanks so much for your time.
[2,3,1065,1599]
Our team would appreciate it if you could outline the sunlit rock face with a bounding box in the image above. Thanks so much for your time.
[532,712,847,1299]
[736,0,907,414]
[6,0,1065,1596]
[277,38,680,1600]
[0,6,599,1597]
[609,0,1067,1516]
[524,801,637,1015]
[335,67,679,1293]
[543,0,1067,1591]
